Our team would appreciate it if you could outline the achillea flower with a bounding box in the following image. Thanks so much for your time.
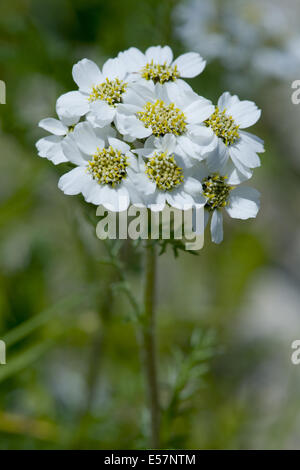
[118,45,206,90]
[58,122,141,211]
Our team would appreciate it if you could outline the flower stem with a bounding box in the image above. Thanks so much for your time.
[140,241,160,448]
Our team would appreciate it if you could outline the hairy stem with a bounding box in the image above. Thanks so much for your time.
[140,241,160,448]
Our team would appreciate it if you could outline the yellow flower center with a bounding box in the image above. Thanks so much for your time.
[137,100,187,137]
[89,78,127,106]
[87,146,129,187]
[205,107,240,146]
[145,152,184,191]
[202,174,233,211]
[141,60,180,84]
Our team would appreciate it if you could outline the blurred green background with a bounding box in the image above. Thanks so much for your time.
[1,0,300,450]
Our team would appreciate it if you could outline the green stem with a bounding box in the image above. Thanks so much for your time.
[140,241,160,448]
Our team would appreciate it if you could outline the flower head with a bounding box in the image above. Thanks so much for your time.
[131,134,205,211]
[56,58,130,129]
[116,81,216,163]
[195,162,260,243]
[203,92,264,183]
[58,122,141,211]
[118,46,206,90]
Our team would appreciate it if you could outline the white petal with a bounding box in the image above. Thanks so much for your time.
[115,113,151,140]
[118,47,146,72]
[228,101,261,128]
[177,135,202,160]
[36,136,68,164]
[61,135,88,166]
[225,161,253,185]
[38,118,67,135]
[102,57,126,80]
[117,103,140,115]
[239,131,265,154]
[123,83,154,107]
[217,92,239,112]
[191,161,209,182]
[58,167,91,195]
[164,79,192,94]
[166,190,194,210]
[229,147,255,178]
[46,141,69,165]
[184,98,214,124]
[95,125,116,142]
[205,140,229,172]
[36,135,61,156]
[56,91,89,119]
[226,187,260,220]
[108,137,130,153]
[145,46,173,65]
[211,210,223,244]
[154,83,170,102]
[72,59,103,92]
[102,185,130,212]
[130,170,156,196]
[88,100,116,127]
[156,134,177,154]
[83,181,106,205]
[148,191,167,211]
[173,52,206,78]
[166,83,195,108]
[183,176,204,200]
[230,142,261,169]
[72,122,104,156]
[59,114,80,128]
[126,155,139,172]
[189,125,217,153]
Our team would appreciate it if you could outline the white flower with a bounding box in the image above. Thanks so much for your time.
[203,92,264,183]
[115,81,216,163]
[130,134,206,211]
[195,162,260,244]
[118,45,206,90]
[56,58,130,128]
[36,114,79,164]
[58,122,141,211]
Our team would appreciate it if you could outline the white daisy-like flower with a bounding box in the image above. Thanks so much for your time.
[36,114,79,164]
[118,45,206,90]
[130,134,206,211]
[203,92,264,183]
[195,162,260,244]
[56,58,130,128]
[58,122,141,211]
[115,81,216,163]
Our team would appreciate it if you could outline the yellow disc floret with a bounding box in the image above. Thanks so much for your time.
[202,174,233,211]
[141,60,180,84]
[89,78,127,106]
[87,146,129,187]
[145,152,184,191]
[137,100,187,137]
[205,107,240,146]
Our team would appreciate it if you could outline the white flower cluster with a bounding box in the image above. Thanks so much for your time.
[36,46,264,244]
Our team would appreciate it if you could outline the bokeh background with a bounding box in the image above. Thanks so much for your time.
[1,0,300,450]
